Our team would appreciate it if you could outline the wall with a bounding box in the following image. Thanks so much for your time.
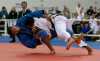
[0,0,100,12]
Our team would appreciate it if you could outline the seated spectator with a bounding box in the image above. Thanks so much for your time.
[95,21,100,41]
[96,21,100,34]
[81,21,93,41]
[8,7,17,19]
[72,21,81,34]
[0,6,8,19]
[89,16,100,41]
[89,16,98,34]
[81,22,93,34]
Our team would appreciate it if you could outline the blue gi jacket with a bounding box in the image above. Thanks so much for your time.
[16,10,44,48]
[16,10,44,29]
[16,10,44,34]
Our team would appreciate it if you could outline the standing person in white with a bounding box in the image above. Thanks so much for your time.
[76,3,84,20]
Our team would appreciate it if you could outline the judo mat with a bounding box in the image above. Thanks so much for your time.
[0,43,100,61]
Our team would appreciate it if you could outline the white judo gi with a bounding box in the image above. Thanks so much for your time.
[54,15,87,47]
[54,15,71,41]
[34,17,52,35]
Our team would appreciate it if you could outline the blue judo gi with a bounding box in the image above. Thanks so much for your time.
[16,10,48,48]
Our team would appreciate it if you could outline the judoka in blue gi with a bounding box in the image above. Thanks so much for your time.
[11,10,55,54]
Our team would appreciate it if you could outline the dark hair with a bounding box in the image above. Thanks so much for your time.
[90,6,93,9]
[2,6,6,9]
[56,10,62,15]
[26,18,34,27]
[81,21,89,24]
[21,1,27,5]
[41,10,45,15]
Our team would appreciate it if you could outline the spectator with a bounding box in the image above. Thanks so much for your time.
[0,6,8,34]
[18,1,32,18]
[96,21,100,41]
[96,21,100,34]
[76,3,85,20]
[72,3,84,34]
[76,3,82,16]
[81,22,93,34]
[8,7,17,43]
[81,21,93,41]
[95,8,100,19]
[0,6,8,19]
[86,6,95,18]
[89,15,98,34]
[89,16,99,41]
[63,6,70,19]
[8,7,17,19]
[77,7,85,20]
[72,21,82,34]
[93,6,97,17]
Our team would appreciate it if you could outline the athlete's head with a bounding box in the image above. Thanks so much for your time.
[42,10,49,18]
[26,18,35,28]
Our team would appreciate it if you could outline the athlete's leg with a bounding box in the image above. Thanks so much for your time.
[77,39,92,55]
[66,37,75,50]
[75,35,92,55]
[38,30,55,54]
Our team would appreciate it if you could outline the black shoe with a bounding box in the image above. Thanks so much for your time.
[9,40,16,43]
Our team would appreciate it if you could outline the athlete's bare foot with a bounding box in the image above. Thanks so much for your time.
[83,46,93,55]
[50,50,55,55]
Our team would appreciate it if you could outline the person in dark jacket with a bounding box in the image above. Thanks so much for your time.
[86,6,95,18]
[18,1,32,18]
[0,6,8,19]
[8,7,17,19]
[8,7,18,43]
